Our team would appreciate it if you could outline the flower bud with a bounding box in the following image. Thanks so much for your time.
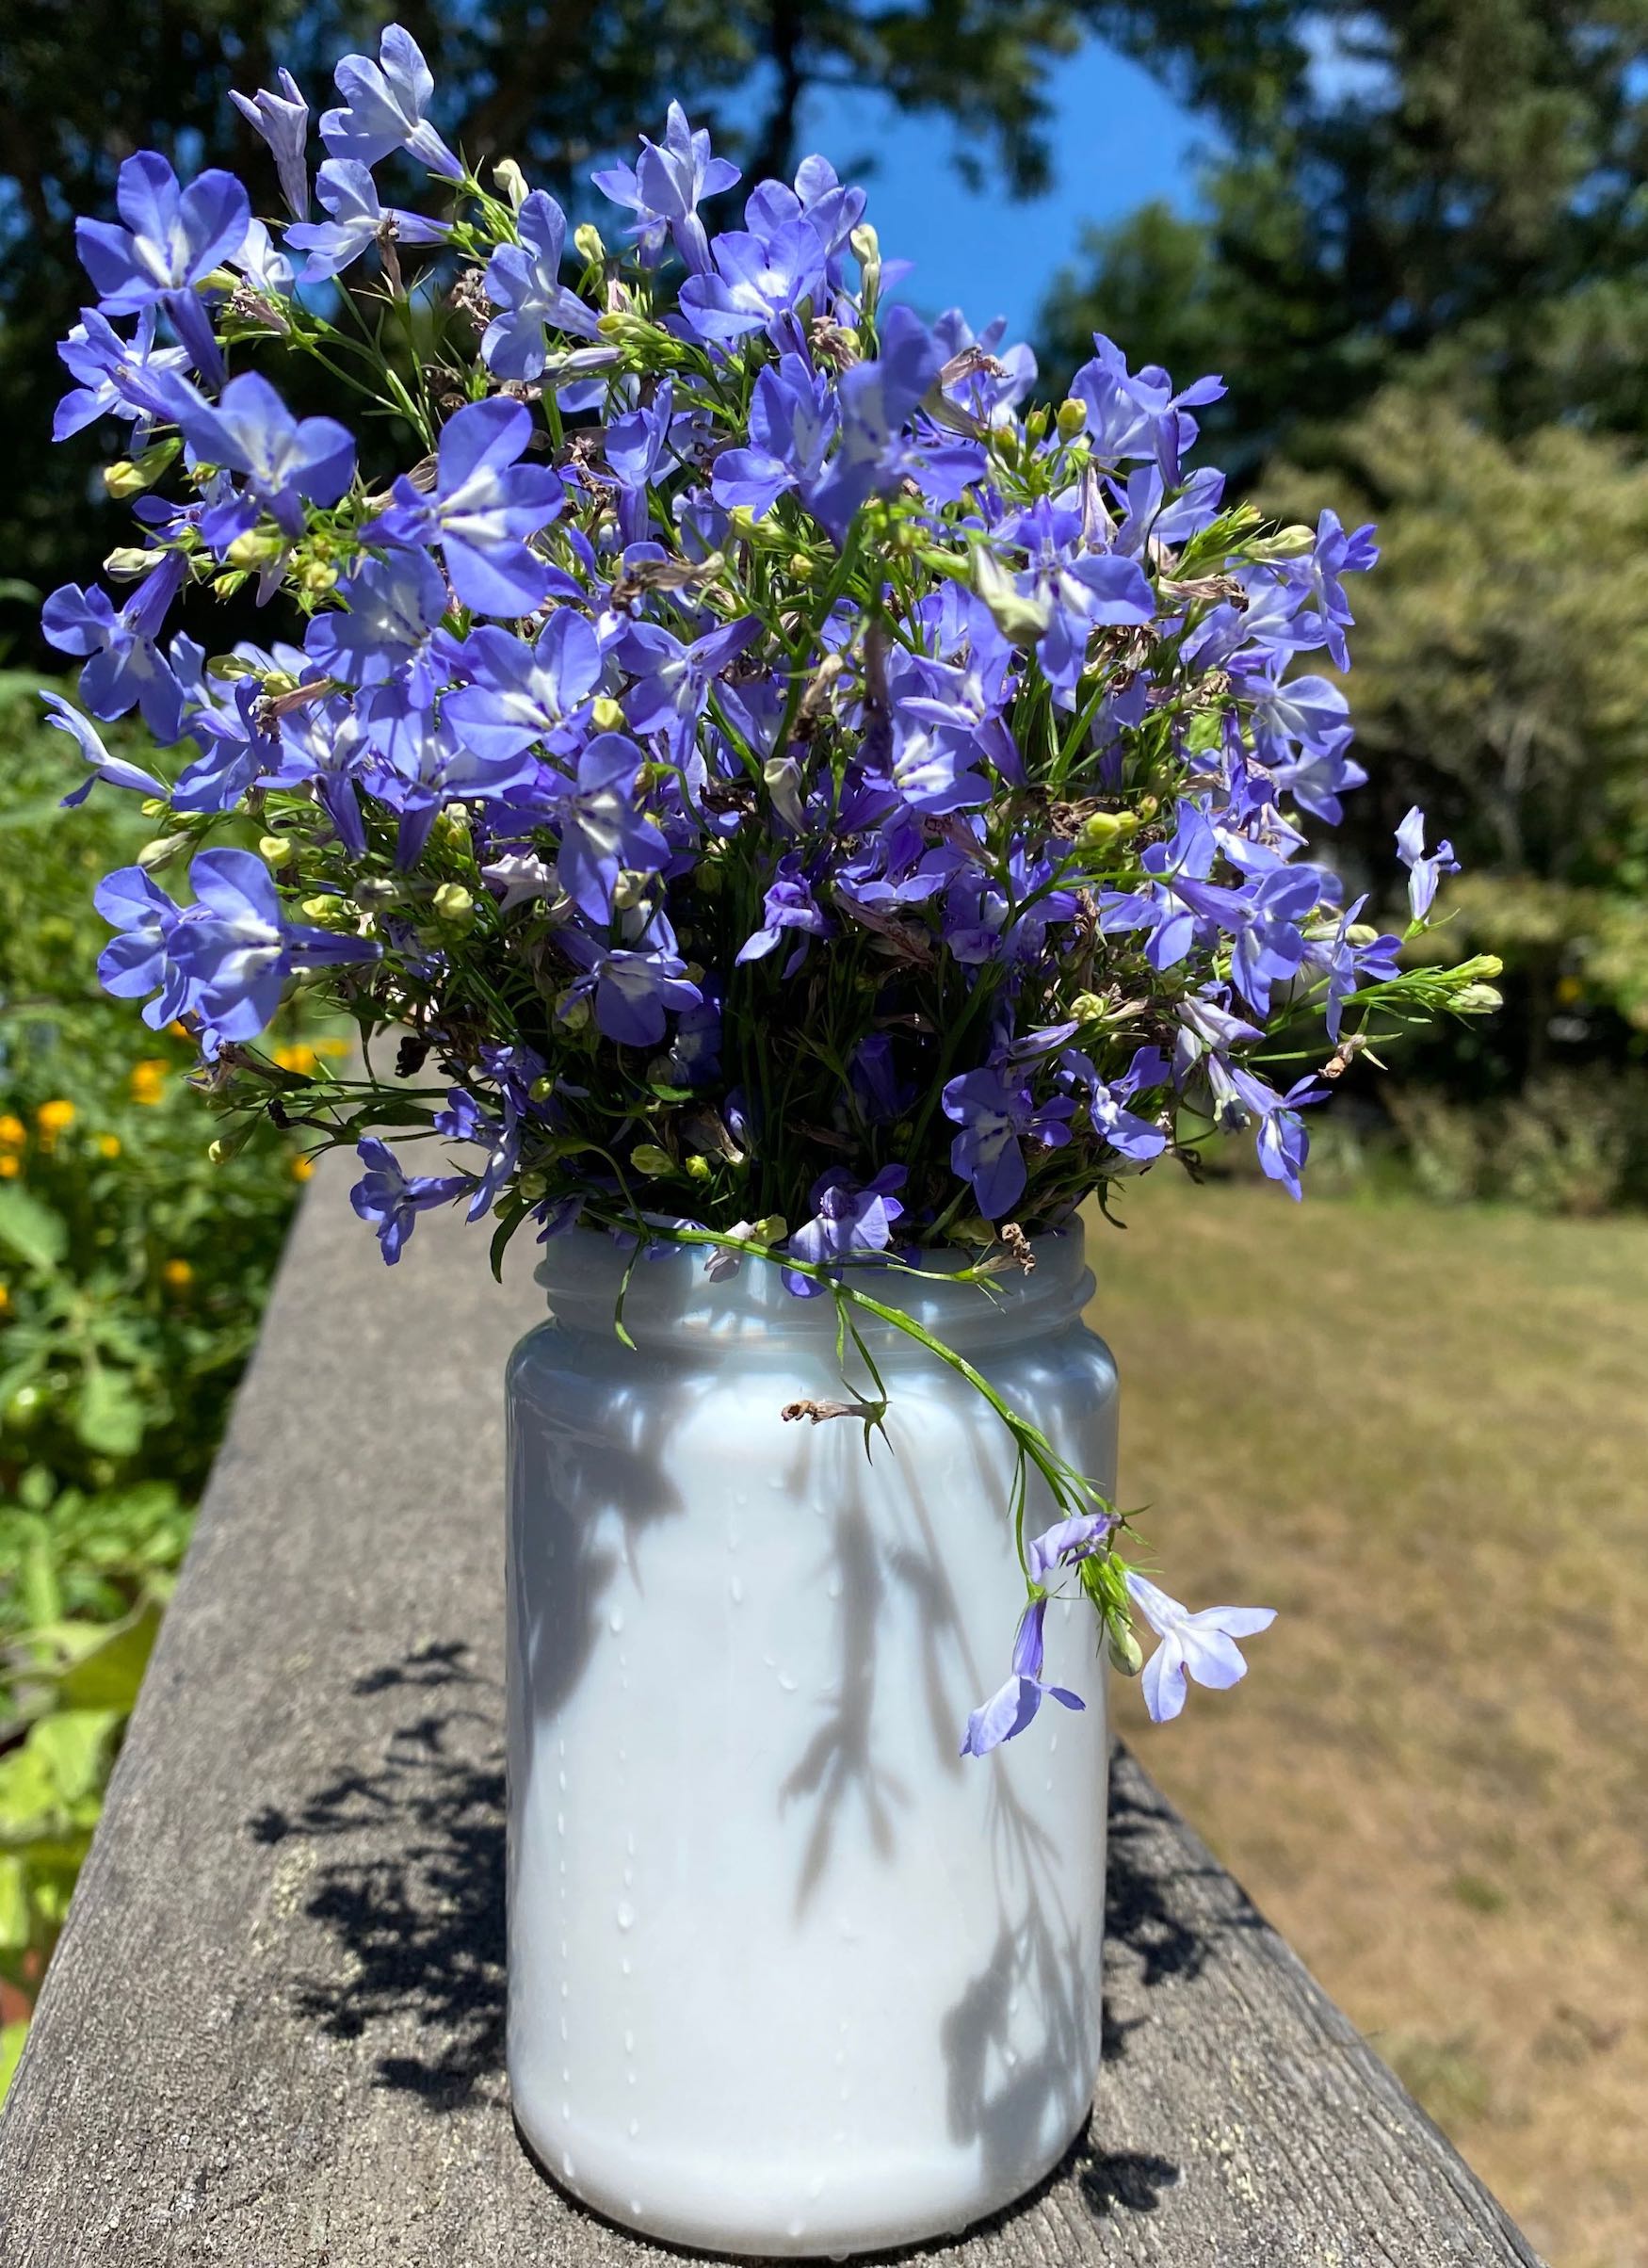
[555,988,591,1031]
[352,877,401,910]
[684,1154,713,1183]
[518,1169,549,1201]
[787,551,815,582]
[259,833,298,870]
[492,157,529,210]
[1107,1623,1144,1676]
[1056,397,1088,442]
[104,439,180,498]
[848,222,880,296]
[630,1142,673,1177]
[1454,983,1503,1014]
[591,695,625,732]
[137,834,190,873]
[297,558,338,596]
[103,546,161,581]
[574,222,606,265]
[1077,809,1139,849]
[431,883,475,931]
[1069,993,1107,1024]
[225,529,286,571]
[1247,524,1317,562]
[429,804,471,852]
[969,543,1051,647]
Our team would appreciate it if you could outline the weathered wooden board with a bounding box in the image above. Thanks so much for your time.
[0,1159,1543,2266]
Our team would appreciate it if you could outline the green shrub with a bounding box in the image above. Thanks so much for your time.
[0,678,324,2082]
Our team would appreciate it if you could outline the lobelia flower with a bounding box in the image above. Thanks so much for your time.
[1123,1570,1275,1725]
[617,615,764,750]
[1008,497,1155,705]
[960,1596,1085,1758]
[349,1136,473,1263]
[443,613,604,763]
[481,192,602,379]
[368,397,563,617]
[167,848,381,1040]
[170,678,282,813]
[677,214,827,347]
[231,68,311,217]
[73,151,250,383]
[711,355,836,518]
[1174,861,1329,1017]
[304,550,449,691]
[784,1166,907,1296]
[590,102,739,274]
[1069,333,1225,485]
[55,307,189,441]
[808,305,944,541]
[557,918,703,1046]
[480,848,559,911]
[362,706,538,867]
[319,24,461,179]
[942,1065,1076,1220]
[41,574,187,742]
[543,732,671,922]
[157,369,355,543]
[42,694,168,806]
[92,867,192,1029]
[735,854,833,969]
[1059,1047,1169,1164]
[283,158,446,284]
[1395,806,1460,922]
[267,699,372,856]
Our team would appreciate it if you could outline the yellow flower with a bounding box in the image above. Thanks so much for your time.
[98,1134,122,1158]
[273,1042,318,1075]
[0,1113,25,1152]
[37,1099,74,1152]
[0,1156,19,1181]
[290,1152,315,1183]
[0,1282,10,1316]
[130,1059,170,1107]
[161,1257,194,1290]
[315,1035,351,1060]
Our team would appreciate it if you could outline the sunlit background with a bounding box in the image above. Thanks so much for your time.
[1,9,1643,2264]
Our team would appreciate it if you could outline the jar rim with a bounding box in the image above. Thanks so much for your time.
[532,1221,1094,1355]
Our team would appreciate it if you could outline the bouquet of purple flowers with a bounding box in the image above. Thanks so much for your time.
[40,26,1496,1747]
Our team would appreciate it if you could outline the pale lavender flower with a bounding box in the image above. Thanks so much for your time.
[231,68,311,217]
[1395,805,1460,921]
[1124,1570,1275,1724]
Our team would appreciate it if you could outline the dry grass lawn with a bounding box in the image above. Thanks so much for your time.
[1084,1175,1648,2268]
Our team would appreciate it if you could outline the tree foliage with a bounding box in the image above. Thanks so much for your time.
[1042,0,1648,474]
[0,0,1128,641]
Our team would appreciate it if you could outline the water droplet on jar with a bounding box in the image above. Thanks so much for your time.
[624,2029,636,2053]
[729,1575,744,1604]
[628,2118,640,2139]
[557,1769,568,1793]
[630,2197,643,2216]
[608,1608,624,1635]
[616,1901,635,1931]
[562,2152,576,2180]
[787,2219,806,2241]
[621,1957,632,1977]
[827,1573,843,1599]
[778,1671,798,1693]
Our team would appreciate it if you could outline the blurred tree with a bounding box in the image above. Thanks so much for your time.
[0,0,1164,647]
[1262,388,1648,1079]
[1042,0,1648,476]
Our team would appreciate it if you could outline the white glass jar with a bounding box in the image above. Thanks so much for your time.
[505,1225,1117,2255]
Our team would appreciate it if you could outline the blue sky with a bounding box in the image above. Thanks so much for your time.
[794,41,1208,340]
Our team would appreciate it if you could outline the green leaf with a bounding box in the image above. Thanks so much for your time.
[42,1595,163,1712]
[0,1859,29,1953]
[30,1710,121,1806]
[75,1365,146,1457]
[0,1187,68,1274]
[0,2018,27,2103]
